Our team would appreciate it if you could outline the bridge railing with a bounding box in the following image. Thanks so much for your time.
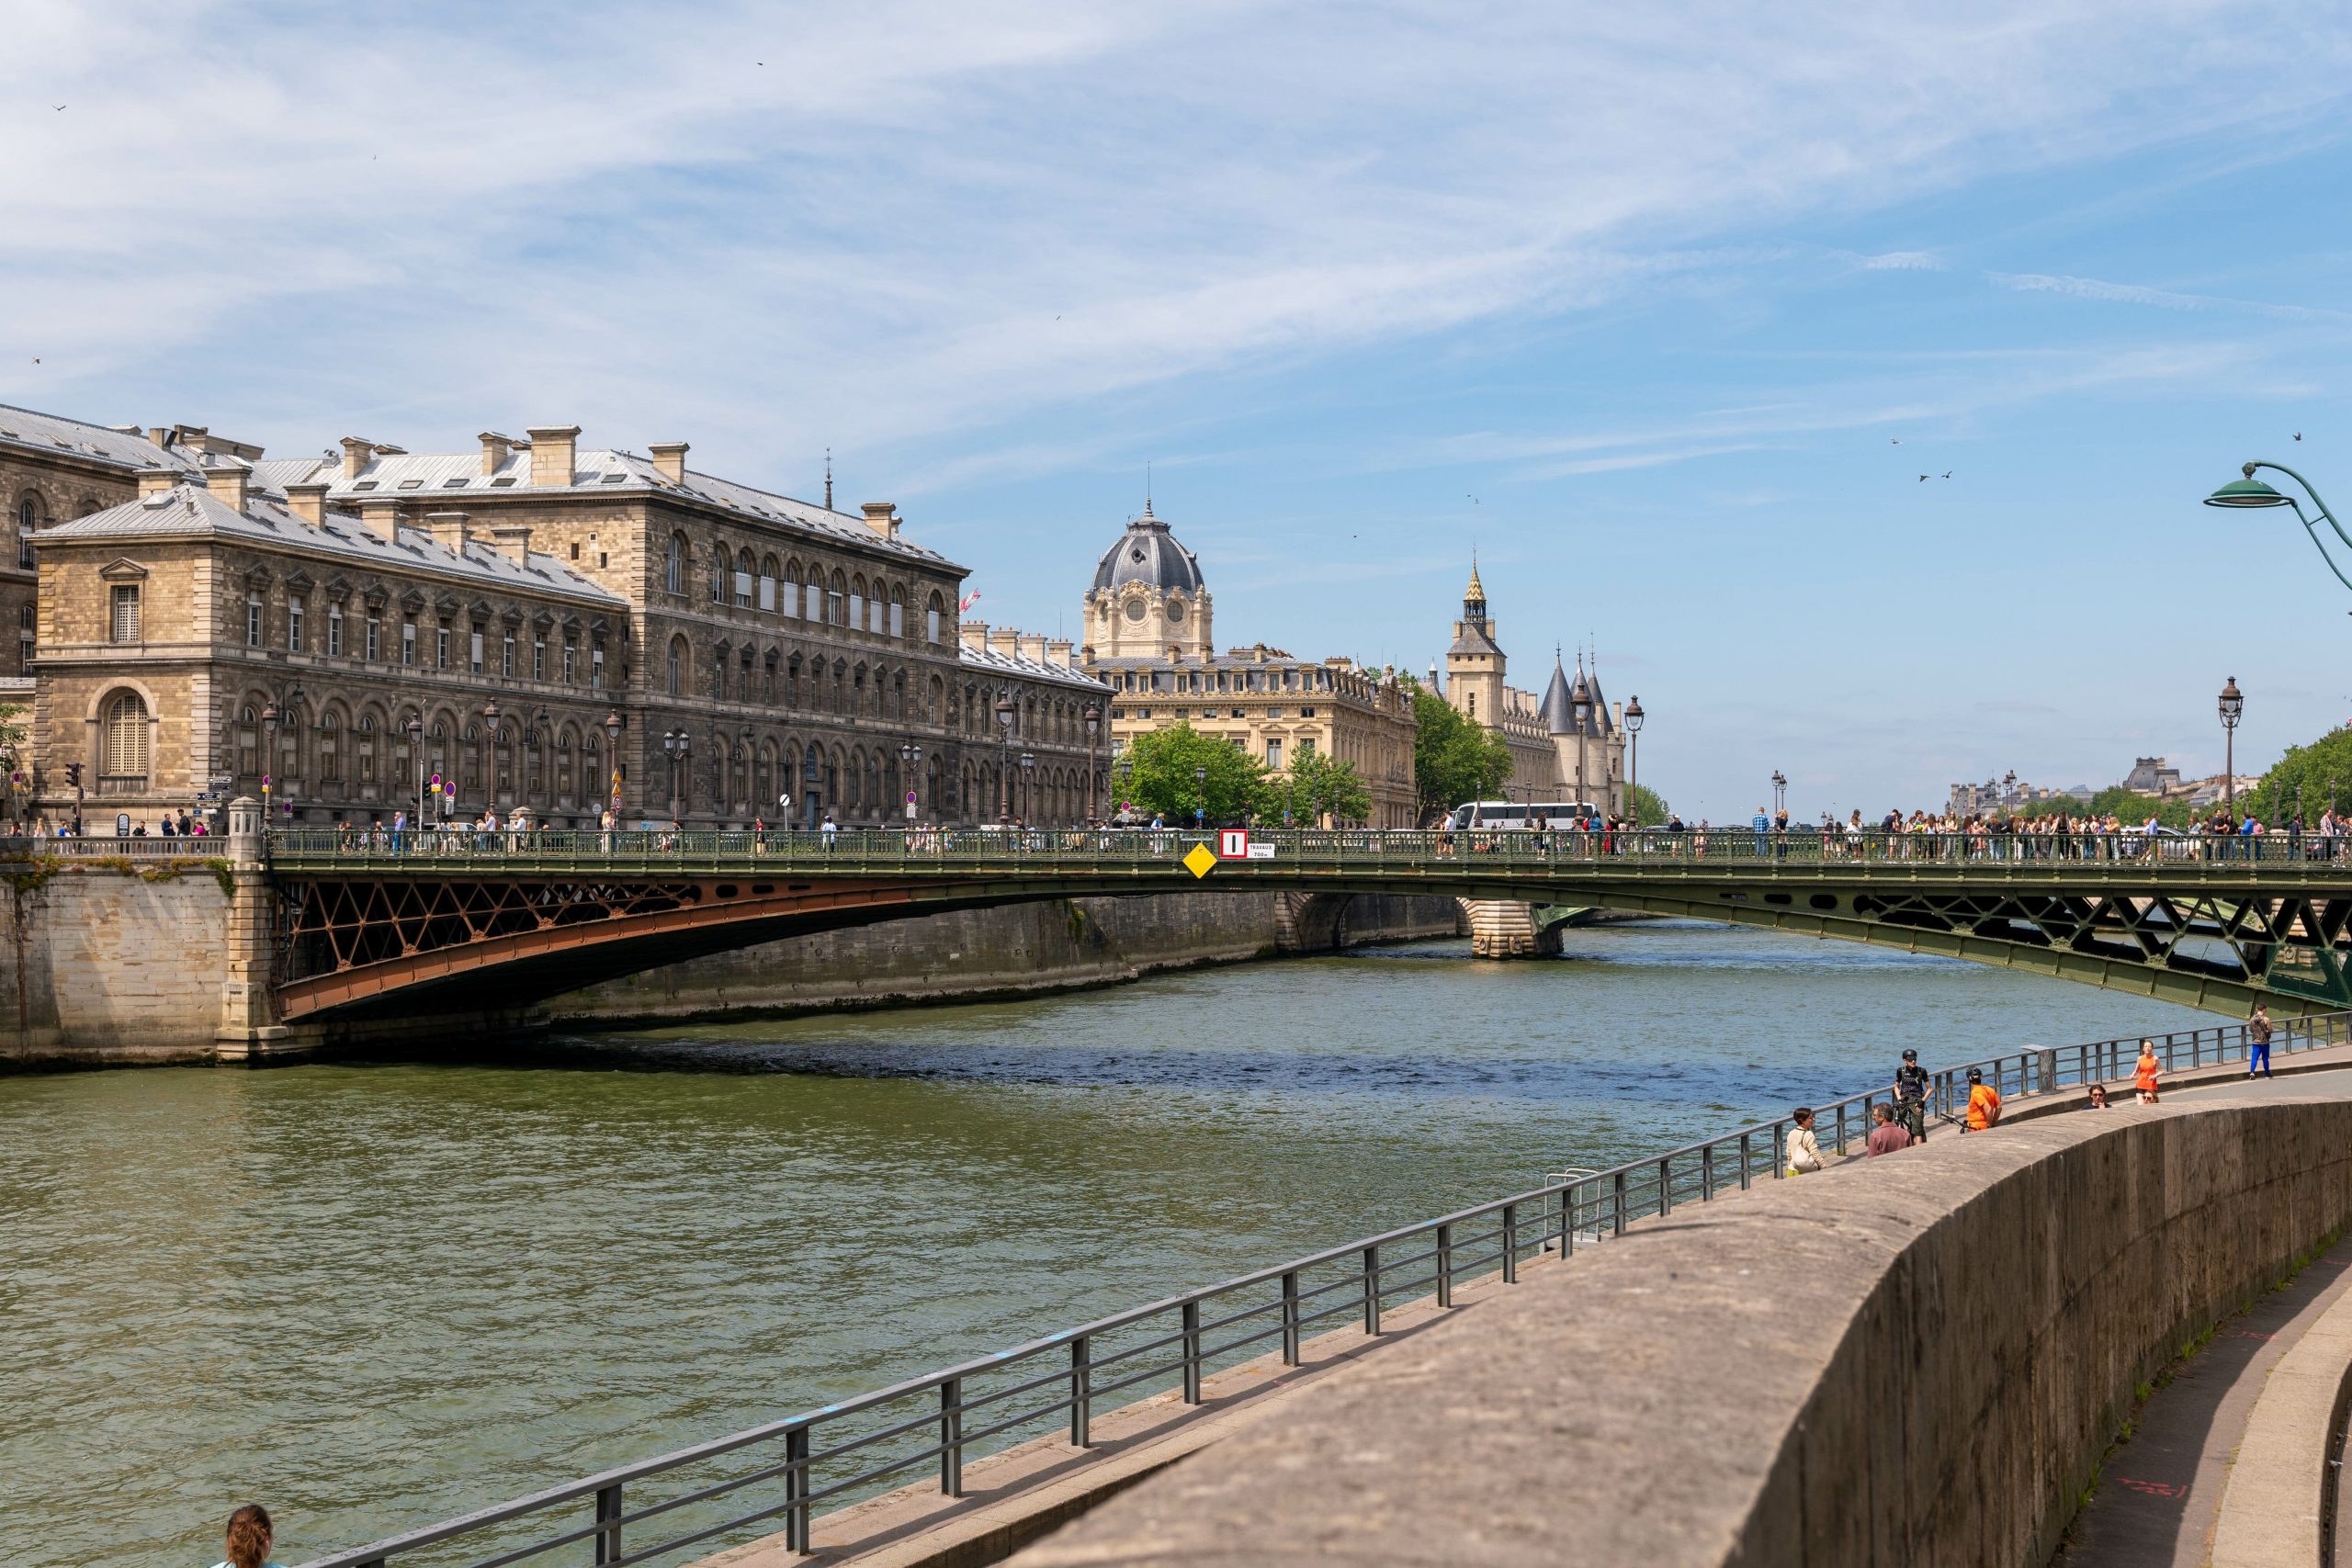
[291,1007,2352,1568]
[0,834,218,859]
[260,824,2352,871]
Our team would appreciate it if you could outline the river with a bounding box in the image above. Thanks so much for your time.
[2,920,2209,1568]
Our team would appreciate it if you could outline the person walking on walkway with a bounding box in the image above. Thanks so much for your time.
[1964,1067,2002,1132]
[1784,1107,1826,1175]
[1865,1102,1913,1156]
[2134,1039,2163,1104]
[211,1503,283,1568]
[1894,1048,1930,1143]
[2248,1004,2274,1079]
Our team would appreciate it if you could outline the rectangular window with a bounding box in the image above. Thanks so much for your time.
[782,581,798,619]
[288,602,304,652]
[734,570,753,608]
[366,615,380,662]
[805,583,821,621]
[469,627,484,674]
[870,600,884,635]
[402,621,417,666]
[327,605,344,657]
[890,602,904,637]
[247,596,263,647]
[758,576,775,613]
[1301,706,1316,718]
[1298,737,1317,755]
[1266,739,1283,769]
[1267,707,1283,720]
[926,607,941,643]
[501,632,515,677]
[849,592,864,629]
[562,640,576,683]
[436,626,451,670]
[110,585,139,643]
[827,588,843,624]
[591,647,605,689]
[533,637,546,681]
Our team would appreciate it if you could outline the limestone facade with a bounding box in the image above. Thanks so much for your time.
[15,403,1106,829]
[1080,505,1418,828]
[1442,560,1625,814]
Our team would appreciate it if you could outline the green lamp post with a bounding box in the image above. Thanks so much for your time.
[2205,462,2352,592]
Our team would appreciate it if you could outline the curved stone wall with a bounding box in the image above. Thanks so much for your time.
[1012,1097,2352,1568]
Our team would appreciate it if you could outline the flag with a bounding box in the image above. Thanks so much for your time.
[958,590,981,613]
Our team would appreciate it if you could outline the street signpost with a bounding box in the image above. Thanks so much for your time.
[1218,829,1250,860]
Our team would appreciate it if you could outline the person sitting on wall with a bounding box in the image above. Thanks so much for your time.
[1963,1067,2002,1132]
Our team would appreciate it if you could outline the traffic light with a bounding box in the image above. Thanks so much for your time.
[64,762,82,787]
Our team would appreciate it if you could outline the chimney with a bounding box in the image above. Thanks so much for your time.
[340,436,375,479]
[988,627,1019,660]
[1017,633,1045,664]
[491,524,534,565]
[146,427,172,448]
[960,619,989,653]
[526,425,581,486]
[860,502,901,540]
[1167,644,1183,663]
[1046,637,1073,668]
[649,442,689,485]
[479,431,515,476]
[136,467,178,499]
[424,511,472,556]
[284,481,330,525]
[202,463,250,513]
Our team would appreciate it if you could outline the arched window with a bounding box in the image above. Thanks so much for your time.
[888,585,905,639]
[667,635,687,696]
[318,711,342,781]
[735,548,755,608]
[926,592,944,644]
[101,690,149,782]
[665,533,686,595]
[17,496,40,570]
[760,555,780,614]
[782,560,801,620]
[709,543,727,603]
[827,571,846,626]
[849,576,866,633]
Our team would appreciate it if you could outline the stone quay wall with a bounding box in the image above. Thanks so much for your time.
[547,891,1461,1025]
[0,856,237,1067]
[1013,1096,2352,1568]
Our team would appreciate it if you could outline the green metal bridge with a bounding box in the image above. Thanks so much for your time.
[262,826,2352,1024]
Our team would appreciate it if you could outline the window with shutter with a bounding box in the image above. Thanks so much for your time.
[110,585,139,643]
[101,692,148,778]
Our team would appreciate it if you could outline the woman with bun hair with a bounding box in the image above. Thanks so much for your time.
[213,1504,282,1568]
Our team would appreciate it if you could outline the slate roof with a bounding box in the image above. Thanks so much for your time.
[1090,502,1204,595]
[249,447,961,571]
[958,639,1110,694]
[0,403,200,474]
[41,482,626,608]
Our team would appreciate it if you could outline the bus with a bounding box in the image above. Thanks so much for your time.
[1445,800,1603,830]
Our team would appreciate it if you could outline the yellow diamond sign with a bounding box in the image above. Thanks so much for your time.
[1182,841,1217,878]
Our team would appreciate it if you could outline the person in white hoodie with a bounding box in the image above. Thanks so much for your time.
[1785,1107,1826,1175]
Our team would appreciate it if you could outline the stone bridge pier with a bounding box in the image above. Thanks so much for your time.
[1458,898,1563,958]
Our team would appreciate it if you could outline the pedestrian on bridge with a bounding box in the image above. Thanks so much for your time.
[2134,1040,2163,1104]
[2248,1004,2274,1079]
[1752,805,1769,857]
[1784,1107,1826,1175]
[1865,1102,1913,1156]
[211,1503,283,1568]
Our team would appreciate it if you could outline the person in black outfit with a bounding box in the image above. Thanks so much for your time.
[1894,1048,1931,1143]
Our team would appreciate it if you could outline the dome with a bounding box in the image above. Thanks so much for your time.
[1090,501,1204,595]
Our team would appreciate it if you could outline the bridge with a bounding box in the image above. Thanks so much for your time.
[258,818,2352,1024]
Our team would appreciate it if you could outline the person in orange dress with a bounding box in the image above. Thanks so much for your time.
[2133,1039,2162,1104]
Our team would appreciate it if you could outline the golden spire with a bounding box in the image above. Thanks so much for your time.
[1464,551,1485,603]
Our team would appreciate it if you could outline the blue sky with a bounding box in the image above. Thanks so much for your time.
[6,0,2352,819]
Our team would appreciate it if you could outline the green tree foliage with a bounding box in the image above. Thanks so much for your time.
[2243,724,2352,822]
[0,704,24,773]
[1261,750,1373,826]
[1406,680,1511,823]
[1113,722,1268,824]
[1626,783,1671,827]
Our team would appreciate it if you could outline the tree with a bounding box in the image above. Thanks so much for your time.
[1405,680,1510,823]
[2242,724,2352,823]
[1261,750,1373,826]
[1114,723,1268,824]
[1626,783,1671,826]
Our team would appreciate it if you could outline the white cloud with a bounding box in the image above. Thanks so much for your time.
[1859,251,1947,271]
[1986,271,2352,322]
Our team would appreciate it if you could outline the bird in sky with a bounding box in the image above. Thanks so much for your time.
[30,357,39,365]
[1890,438,1900,445]
[1918,474,1928,482]
[2296,432,2304,441]
[1942,471,1951,479]
[51,105,65,111]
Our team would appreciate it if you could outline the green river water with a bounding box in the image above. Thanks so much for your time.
[2,921,2208,1567]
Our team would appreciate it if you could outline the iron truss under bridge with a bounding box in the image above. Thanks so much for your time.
[263,827,2352,1023]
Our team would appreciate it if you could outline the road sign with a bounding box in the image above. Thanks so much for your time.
[1246,842,1277,859]
[208,773,232,785]
[430,773,443,789]
[1182,842,1217,878]
[1218,829,1250,860]
[907,791,917,805]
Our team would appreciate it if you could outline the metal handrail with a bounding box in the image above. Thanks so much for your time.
[260,824,2352,874]
[292,1006,2352,1568]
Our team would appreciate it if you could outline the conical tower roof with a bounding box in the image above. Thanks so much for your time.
[1538,649,1576,734]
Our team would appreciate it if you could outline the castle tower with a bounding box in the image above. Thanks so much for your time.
[1082,501,1213,659]
[1445,557,1506,726]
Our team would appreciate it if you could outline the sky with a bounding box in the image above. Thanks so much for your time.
[6,0,2352,820]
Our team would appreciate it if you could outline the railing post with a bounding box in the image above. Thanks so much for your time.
[1702,1141,1714,1201]
[1363,1245,1382,1335]
[940,1377,964,1495]
[1834,1101,1848,1155]
[1070,1335,1091,1448]
[1738,1132,1751,1190]
[1281,1270,1301,1365]
[1501,1202,1519,1282]
[1657,1156,1673,1215]
[1611,1170,1627,1235]
[785,1427,810,1553]
[594,1482,622,1565]
[1436,1222,1454,1307]
[1182,1300,1203,1402]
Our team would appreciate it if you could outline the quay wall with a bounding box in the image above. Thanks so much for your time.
[545,892,1462,1025]
[0,858,235,1067]
[1012,1096,2352,1568]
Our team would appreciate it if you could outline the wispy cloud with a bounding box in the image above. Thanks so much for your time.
[1859,250,1947,271]
[1985,271,2352,323]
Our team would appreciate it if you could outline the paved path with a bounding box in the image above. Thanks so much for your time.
[2053,1069,2352,1567]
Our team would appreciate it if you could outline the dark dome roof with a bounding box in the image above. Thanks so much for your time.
[1090,502,1204,595]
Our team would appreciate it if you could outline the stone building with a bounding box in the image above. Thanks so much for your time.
[16,404,1105,829]
[1080,503,1418,827]
[1442,559,1625,813]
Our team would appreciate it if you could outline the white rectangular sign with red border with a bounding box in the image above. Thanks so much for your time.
[1218,829,1250,859]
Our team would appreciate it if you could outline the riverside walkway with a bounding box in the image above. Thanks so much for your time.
[254,825,2352,1021]
[289,1012,2352,1568]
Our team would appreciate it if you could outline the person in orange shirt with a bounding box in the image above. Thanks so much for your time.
[2134,1039,2162,1104]
[1964,1066,2002,1131]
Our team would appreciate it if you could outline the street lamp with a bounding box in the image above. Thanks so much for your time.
[260,702,279,821]
[1083,703,1102,824]
[662,728,690,824]
[1570,674,1591,813]
[604,710,623,829]
[1193,763,1208,832]
[1020,750,1035,824]
[2220,676,2244,819]
[481,699,500,815]
[803,746,822,829]
[899,741,922,823]
[995,694,1015,824]
[2205,462,2352,593]
[1771,770,1787,819]
[1623,695,1645,826]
